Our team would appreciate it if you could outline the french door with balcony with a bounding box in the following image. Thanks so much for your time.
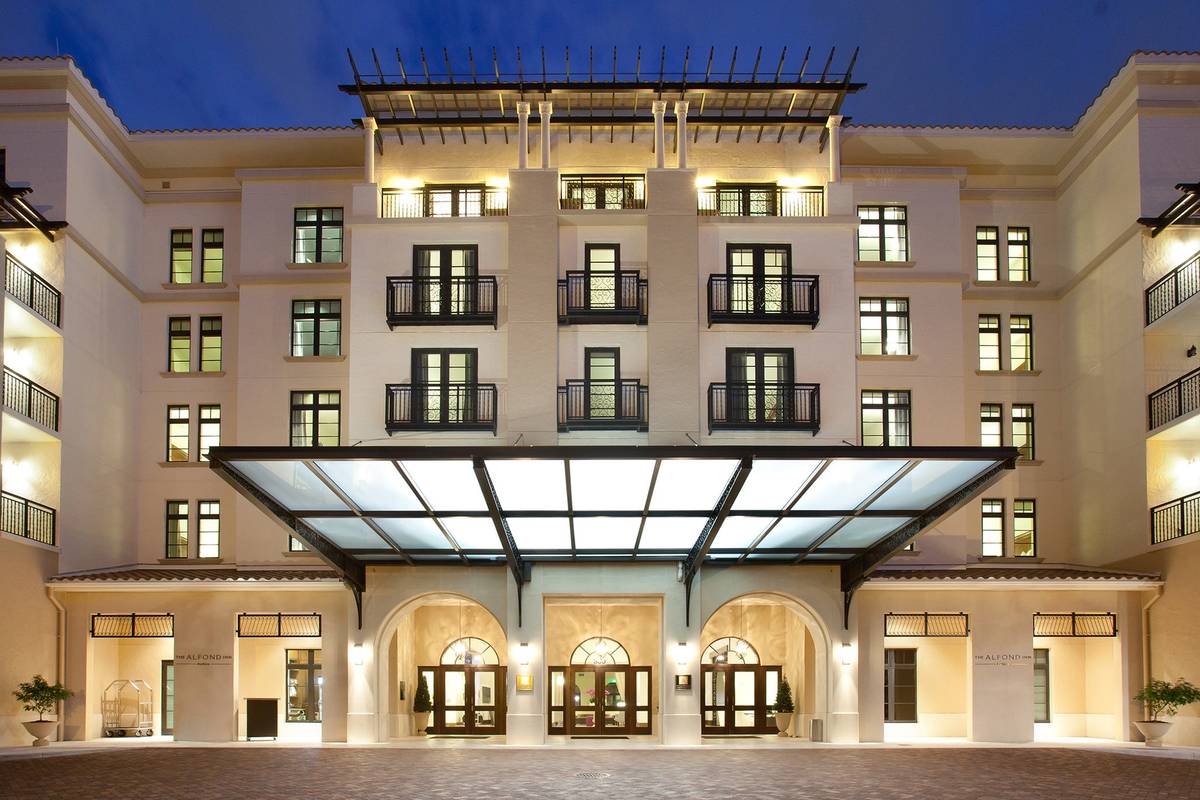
[583,244,620,310]
[701,664,782,734]
[417,664,506,735]
[727,244,791,315]
[413,348,478,425]
[725,348,794,424]
[585,347,620,420]
[414,245,479,317]
[548,665,652,736]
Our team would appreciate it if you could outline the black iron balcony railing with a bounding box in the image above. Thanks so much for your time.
[385,276,498,328]
[707,275,820,326]
[557,380,649,432]
[707,382,820,434]
[381,185,508,219]
[3,367,58,431]
[384,383,498,433]
[1148,365,1200,430]
[697,184,824,217]
[560,175,646,210]
[0,490,55,546]
[1145,249,1200,325]
[1150,489,1200,545]
[557,271,647,325]
[5,253,61,328]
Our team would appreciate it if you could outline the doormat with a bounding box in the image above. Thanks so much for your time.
[427,735,494,739]
[570,735,629,740]
[702,735,761,739]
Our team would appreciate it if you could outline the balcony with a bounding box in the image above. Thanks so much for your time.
[384,383,498,434]
[0,490,55,545]
[698,184,824,217]
[707,275,819,326]
[557,380,648,432]
[3,367,58,432]
[381,185,508,219]
[385,276,498,328]
[1148,365,1200,431]
[559,175,646,210]
[1151,489,1200,545]
[557,272,647,325]
[5,253,61,328]
[1145,249,1200,325]
[707,382,820,434]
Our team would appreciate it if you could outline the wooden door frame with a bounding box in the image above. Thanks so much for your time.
[700,664,783,735]
[160,659,174,735]
[418,664,508,735]
[548,664,653,736]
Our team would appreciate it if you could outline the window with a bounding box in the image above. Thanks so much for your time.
[978,314,1001,371]
[291,300,342,357]
[286,649,322,723]
[201,229,224,283]
[166,405,190,462]
[980,403,1003,447]
[1007,227,1031,282]
[425,184,485,217]
[198,405,221,461]
[293,207,343,264]
[197,500,220,559]
[1012,404,1035,460]
[1013,499,1037,557]
[199,317,222,372]
[859,298,910,356]
[170,229,193,284]
[1033,649,1050,723]
[883,648,917,723]
[290,391,340,447]
[289,536,308,553]
[165,500,188,559]
[857,205,908,262]
[168,317,191,373]
[413,350,478,425]
[976,226,999,281]
[1010,315,1033,371]
[861,390,911,447]
[981,499,1005,557]
[726,244,791,314]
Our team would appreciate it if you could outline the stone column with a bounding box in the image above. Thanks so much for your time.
[826,114,843,183]
[538,101,553,169]
[505,571,545,744]
[362,117,378,183]
[516,103,530,169]
[674,101,689,169]
[652,101,667,169]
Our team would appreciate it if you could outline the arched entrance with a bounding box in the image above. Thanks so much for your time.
[549,636,652,736]
[699,593,826,737]
[418,634,506,735]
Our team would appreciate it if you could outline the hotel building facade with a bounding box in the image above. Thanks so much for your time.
[0,49,1196,747]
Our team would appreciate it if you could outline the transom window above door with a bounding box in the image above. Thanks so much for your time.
[702,637,760,665]
[571,637,630,665]
[440,636,500,666]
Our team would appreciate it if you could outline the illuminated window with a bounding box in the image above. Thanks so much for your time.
[861,390,911,447]
[166,405,190,462]
[1010,315,1033,371]
[1012,404,1035,460]
[859,298,910,356]
[976,226,999,281]
[170,229,193,283]
[1013,499,1037,557]
[857,205,908,262]
[980,403,1003,447]
[1007,227,1031,282]
[291,300,342,357]
[290,391,340,447]
[702,637,760,665]
[981,499,1005,557]
[199,316,222,372]
[168,317,191,373]
[293,207,343,264]
[570,637,630,665]
[165,500,188,559]
[201,229,224,283]
[440,637,499,666]
[978,314,1001,371]
[197,500,220,559]
[289,537,308,553]
[286,649,322,723]
[198,405,221,462]
[884,649,917,723]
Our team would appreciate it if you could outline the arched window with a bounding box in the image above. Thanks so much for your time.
[570,637,630,665]
[702,636,759,664]
[440,636,499,665]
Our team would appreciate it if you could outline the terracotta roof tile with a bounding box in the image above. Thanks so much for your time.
[869,565,1160,583]
[49,567,341,583]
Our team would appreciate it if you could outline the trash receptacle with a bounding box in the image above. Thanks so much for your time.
[809,718,824,742]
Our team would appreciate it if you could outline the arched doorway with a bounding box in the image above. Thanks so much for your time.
[549,636,652,736]
[418,634,506,735]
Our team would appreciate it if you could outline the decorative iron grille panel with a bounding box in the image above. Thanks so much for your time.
[1033,612,1116,637]
[884,612,969,637]
[90,613,174,638]
[236,613,322,637]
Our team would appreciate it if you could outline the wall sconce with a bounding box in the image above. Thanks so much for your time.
[517,642,531,666]
[351,643,365,666]
[841,642,853,666]
[673,641,691,666]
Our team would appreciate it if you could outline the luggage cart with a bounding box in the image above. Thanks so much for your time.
[102,679,155,737]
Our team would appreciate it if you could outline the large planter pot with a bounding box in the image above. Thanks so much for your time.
[414,711,431,736]
[1134,720,1172,747]
[775,712,793,737]
[22,720,57,747]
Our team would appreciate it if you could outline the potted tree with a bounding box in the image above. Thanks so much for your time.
[13,674,72,747]
[774,677,796,736]
[1134,678,1200,747]
[412,674,433,736]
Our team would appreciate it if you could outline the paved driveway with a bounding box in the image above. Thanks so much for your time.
[0,746,1197,799]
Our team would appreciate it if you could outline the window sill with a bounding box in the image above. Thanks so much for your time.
[161,281,228,290]
[158,461,209,468]
[1016,459,1044,467]
[282,549,315,557]
[159,370,227,378]
[971,279,1039,289]
[857,354,918,362]
[284,355,347,363]
[892,548,921,557]
[854,260,916,269]
[157,558,225,565]
[978,556,1044,564]
[975,369,1041,377]
[287,261,348,271]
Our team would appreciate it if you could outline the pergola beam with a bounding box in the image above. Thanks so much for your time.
[680,457,754,626]
[472,457,532,625]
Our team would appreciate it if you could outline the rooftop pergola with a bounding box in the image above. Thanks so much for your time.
[340,46,864,149]
[1138,181,1200,237]
[209,445,1015,628]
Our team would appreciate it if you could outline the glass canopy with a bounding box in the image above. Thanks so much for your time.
[209,445,1015,571]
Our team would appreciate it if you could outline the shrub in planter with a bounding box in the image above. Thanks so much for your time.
[1133,678,1200,747]
[773,677,796,736]
[13,675,72,746]
[412,674,433,735]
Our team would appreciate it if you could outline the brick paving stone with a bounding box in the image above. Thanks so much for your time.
[0,746,1197,800]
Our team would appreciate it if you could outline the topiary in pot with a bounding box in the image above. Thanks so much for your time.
[1134,678,1200,747]
[13,674,73,747]
[773,677,796,736]
[412,674,433,735]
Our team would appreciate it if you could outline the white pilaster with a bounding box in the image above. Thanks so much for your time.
[826,114,843,183]
[361,117,378,183]
[674,101,689,169]
[652,101,667,169]
[537,101,553,169]
[516,102,530,169]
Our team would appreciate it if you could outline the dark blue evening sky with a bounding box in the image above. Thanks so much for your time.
[1,0,1197,131]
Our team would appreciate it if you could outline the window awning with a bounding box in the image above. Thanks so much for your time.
[209,445,1016,624]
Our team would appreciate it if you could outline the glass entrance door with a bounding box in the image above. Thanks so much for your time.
[549,666,652,736]
[419,664,507,735]
[414,245,478,316]
[584,244,619,309]
[161,660,174,735]
[701,665,782,734]
[726,349,794,424]
[727,245,790,314]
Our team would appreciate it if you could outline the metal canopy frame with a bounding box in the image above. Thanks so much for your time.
[341,46,864,150]
[209,445,1015,630]
[0,180,67,242]
[1138,182,1200,237]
